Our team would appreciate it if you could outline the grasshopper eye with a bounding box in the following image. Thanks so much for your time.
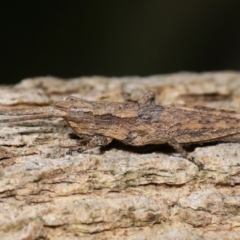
[65,96,78,102]
[67,105,84,122]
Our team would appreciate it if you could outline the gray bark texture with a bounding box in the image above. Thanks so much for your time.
[1,72,240,239]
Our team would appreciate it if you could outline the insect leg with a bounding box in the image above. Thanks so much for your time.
[138,91,156,106]
[67,135,112,154]
[168,138,203,170]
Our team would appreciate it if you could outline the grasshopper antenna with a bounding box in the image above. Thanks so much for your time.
[0,106,66,123]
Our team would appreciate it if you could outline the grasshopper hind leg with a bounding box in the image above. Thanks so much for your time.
[168,138,204,170]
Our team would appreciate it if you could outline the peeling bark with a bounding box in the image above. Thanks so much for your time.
[1,72,240,239]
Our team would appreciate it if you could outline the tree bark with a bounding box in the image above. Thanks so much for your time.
[0,72,240,239]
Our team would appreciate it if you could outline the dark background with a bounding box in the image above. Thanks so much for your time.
[1,1,240,84]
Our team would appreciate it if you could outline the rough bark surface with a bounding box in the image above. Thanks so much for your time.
[1,72,240,239]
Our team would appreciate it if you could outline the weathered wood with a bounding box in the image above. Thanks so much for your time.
[0,72,240,239]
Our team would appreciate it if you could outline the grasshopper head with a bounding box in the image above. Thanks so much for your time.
[54,96,93,123]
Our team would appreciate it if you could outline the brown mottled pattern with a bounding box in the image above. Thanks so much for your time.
[161,105,240,143]
[2,91,240,168]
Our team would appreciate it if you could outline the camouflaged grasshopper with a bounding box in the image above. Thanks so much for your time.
[2,91,240,169]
